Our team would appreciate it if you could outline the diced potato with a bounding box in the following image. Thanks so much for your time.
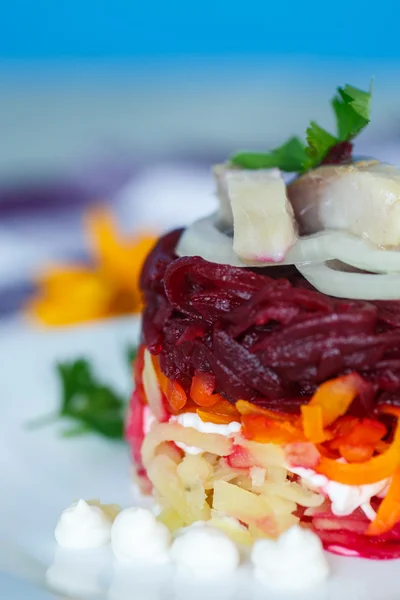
[157,507,186,533]
[204,460,242,490]
[231,474,253,491]
[177,456,209,512]
[249,514,299,540]
[188,485,208,512]
[147,454,210,524]
[155,441,182,464]
[213,480,274,534]
[261,481,324,508]
[266,466,288,484]
[209,510,253,546]
[204,469,237,490]
[177,455,212,486]
[275,512,300,534]
[248,523,274,540]
[152,490,168,511]
[239,438,285,469]
[142,423,233,468]
[262,493,297,516]
[203,452,219,467]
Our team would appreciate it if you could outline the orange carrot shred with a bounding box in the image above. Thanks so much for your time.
[367,468,400,536]
[301,404,332,444]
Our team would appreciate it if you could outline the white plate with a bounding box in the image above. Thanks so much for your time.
[0,572,56,600]
[0,316,399,600]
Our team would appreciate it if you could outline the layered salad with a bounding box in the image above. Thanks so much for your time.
[126,83,400,560]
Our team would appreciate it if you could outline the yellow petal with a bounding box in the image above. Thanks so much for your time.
[27,273,112,326]
[35,265,94,295]
[85,206,156,285]
[25,206,157,326]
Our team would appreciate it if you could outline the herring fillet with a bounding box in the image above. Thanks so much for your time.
[288,161,400,248]
[224,168,297,263]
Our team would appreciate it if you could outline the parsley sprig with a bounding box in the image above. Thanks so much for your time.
[55,359,126,439]
[28,346,137,440]
[231,82,372,174]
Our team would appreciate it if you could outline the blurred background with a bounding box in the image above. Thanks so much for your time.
[2,0,400,323]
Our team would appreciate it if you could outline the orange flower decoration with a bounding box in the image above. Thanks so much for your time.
[26,207,157,326]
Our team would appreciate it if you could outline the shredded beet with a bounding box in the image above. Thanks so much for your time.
[140,230,400,413]
[312,508,400,559]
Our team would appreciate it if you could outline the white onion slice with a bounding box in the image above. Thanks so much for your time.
[176,213,334,267]
[176,213,246,266]
[297,261,400,300]
[324,231,400,274]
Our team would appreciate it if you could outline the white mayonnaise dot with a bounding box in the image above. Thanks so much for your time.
[171,524,240,578]
[111,507,171,562]
[55,499,112,549]
[251,525,329,591]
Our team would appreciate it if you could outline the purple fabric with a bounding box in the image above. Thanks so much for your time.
[0,160,137,217]
[0,182,98,216]
[0,283,35,317]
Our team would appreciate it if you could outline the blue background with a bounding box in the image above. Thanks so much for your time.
[0,0,398,60]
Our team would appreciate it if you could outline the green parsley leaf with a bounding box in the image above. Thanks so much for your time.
[231,137,306,172]
[302,121,338,172]
[332,83,372,141]
[229,81,372,174]
[28,347,138,440]
[56,359,126,439]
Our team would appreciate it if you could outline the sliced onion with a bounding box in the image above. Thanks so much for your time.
[176,213,334,267]
[278,234,334,265]
[297,261,400,300]
[176,213,246,267]
[324,232,400,274]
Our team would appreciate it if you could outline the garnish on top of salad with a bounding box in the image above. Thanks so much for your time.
[231,82,372,173]
[177,81,400,295]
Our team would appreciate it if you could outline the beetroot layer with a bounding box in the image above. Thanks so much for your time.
[140,230,400,414]
[311,510,400,559]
